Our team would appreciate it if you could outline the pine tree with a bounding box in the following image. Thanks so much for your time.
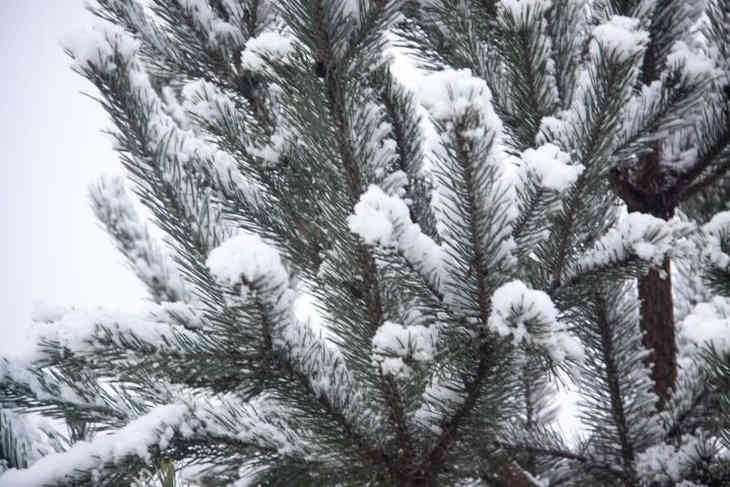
[2,0,730,486]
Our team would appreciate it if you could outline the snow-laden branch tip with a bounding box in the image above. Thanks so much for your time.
[565,212,681,284]
[64,19,140,72]
[666,40,719,81]
[240,31,296,73]
[2,305,200,369]
[179,0,241,47]
[371,321,437,378]
[207,233,371,423]
[419,68,503,142]
[348,185,446,293]
[520,143,584,192]
[590,16,649,62]
[0,403,197,486]
[70,22,259,205]
[207,232,290,292]
[488,280,583,362]
[703,211,730,271]
[91,175,189,303]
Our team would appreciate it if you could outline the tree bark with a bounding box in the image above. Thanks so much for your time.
[637,257,677,404]
[609,164,678,405]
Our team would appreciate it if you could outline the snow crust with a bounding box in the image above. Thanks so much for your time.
[520,143,583,191]
[591,16,648,61]
[488,280,584,362]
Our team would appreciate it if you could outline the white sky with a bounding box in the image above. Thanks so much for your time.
[0,1,145,351]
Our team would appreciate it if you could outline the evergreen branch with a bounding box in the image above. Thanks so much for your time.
[0,402,271,487]
[207,232,391,478]
[494,441,629,480]
[613,73,711,167]
[639,0,704,86]
[680,156,730,204]
[556,211,676,298]
[0,366,129,426]
[418,341,495,481]
[340,0,398,69]
[665,86,729,204]
[184,80,331,273]
[414,70,530,483]
[279,1,425,479]
[90,174,189,303]
[574,285,662,483]
[92,0,275,130]
[547,31,647,286]
[376,67,439,241]
[76,57,227,262]
[512,181,548,250]
[594,293,635,475]
[496,0,559,150]
[0,410,62,472]
[546,0,586,108]
[322,47,414,487]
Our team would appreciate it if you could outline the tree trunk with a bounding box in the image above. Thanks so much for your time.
[609,162,678,405]
[637,256,677,404]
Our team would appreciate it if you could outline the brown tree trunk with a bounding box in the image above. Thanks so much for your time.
[637,256,677,404]
[610,162,679,405]
[631,194,677,405]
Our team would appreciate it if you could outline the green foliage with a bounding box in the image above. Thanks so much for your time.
[2,0,730,486]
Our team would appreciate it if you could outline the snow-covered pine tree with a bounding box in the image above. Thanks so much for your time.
[2,0,730,485]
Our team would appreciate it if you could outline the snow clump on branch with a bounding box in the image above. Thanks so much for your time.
[591,16,649,62]
[348,185,446,292]
[206,232,289,291]
[419,68,503,142]
[520,143,584,192]
[240,31,296,73]
[64,20,140,72]
[488,280,584,362]
[680,296,730,353]
[371,321,437,377]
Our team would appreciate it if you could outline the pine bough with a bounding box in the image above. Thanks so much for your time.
[2,0,730,486]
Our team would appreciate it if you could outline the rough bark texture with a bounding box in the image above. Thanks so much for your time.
[637,258,677,404]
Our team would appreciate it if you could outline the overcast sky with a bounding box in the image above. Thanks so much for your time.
[0,1,145,351]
